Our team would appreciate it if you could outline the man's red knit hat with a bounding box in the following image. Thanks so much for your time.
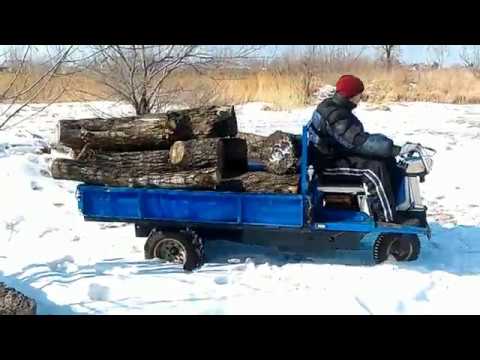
[336,75,365,98]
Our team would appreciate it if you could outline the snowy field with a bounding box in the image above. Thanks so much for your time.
[1,100,480,315]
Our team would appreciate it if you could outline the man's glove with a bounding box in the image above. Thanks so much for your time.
[392,145,402,157]
[399,142,421,156]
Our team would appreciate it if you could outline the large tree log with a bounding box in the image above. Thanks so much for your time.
[261,131,300,175]
[0,283,37,315]
[168,106,238,138]
[218,172,299,194]
[80,150,174,172]
[57,114,175,152]
[238,132,267,160]
[239,131,301,175]
[170,138,248,178]
[51,158,219,188]
[57,106,238,152]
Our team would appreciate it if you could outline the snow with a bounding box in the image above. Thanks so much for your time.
[1,100,480,314]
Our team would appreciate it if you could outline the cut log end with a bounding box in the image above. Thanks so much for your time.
[167,118,177,130]
[169,141,185,165]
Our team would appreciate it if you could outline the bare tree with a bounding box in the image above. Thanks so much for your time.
[460,46,480,78]
[290,45,364,74]
[374,45,401,70]
[427,45,449,68]
[321,45,365,72]
[299,46,320,101]
[0,45,74,130]
[72,45,262,115]
[269,45,368,105]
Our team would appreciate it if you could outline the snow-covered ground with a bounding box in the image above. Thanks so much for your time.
[1,100,480,315]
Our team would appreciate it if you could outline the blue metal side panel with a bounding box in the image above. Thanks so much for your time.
[312,216,428,236]
[80,187,142,219]
[318,209,371,223]
[312,208,375,232]
[315,221,375,232]
[313,221,428,236]
[141,189,240,224]
[77,185,304,228]
[241,194,303,227]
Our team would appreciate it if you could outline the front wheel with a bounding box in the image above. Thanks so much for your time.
[373,233,420,264]
[144,230,204,271]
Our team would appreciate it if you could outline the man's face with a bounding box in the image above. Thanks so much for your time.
[351,93,363,105]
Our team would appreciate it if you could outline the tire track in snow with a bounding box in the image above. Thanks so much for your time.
[354,296,373,315]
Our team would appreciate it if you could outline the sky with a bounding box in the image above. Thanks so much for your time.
[390,45,464,65]
[0,45,468,66]
[258,45,466,65]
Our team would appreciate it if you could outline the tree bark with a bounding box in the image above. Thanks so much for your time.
[168,105,238,138]
[51,158,219,188]
[239,131,301,175]
[57,114,179,152]
[238,132,267,160]
[57,106,238,152]
[218,172,299,194]
[80,149,174,172]
[0,283,37,315]
[170,138,248,178]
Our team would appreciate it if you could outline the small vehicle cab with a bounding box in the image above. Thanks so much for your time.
[300,118,434,263]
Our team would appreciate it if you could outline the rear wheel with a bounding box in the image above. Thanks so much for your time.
[373,233,420,264]
[144,230,204,271]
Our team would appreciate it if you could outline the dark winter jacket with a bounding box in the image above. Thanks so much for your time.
[308,93,400,159]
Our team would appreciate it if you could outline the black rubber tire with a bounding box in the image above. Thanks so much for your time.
[373,233,421,264]
[0,283,37,315]
[144,230,204,271]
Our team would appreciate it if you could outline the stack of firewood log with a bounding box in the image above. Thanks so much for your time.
[0,282,36,315]
[51,106,301,194]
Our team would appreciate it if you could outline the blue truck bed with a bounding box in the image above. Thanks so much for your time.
[78,185,304,228]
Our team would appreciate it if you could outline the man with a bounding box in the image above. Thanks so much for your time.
[308,75,413,223]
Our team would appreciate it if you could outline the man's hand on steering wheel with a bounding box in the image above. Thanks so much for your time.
[399,142,422,156]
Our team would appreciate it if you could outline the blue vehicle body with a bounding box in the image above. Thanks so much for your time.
[76,122,430,255]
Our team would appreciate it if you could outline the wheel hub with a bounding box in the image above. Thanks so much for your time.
[374,233,420,263]
[385,236,414,261]
[154,238,187,264]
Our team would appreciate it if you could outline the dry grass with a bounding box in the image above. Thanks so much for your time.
[0,72,112,103]
[168,68,480,109]
[1,67,480,109]
[168,71,311,108]
[358,68,480,104]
